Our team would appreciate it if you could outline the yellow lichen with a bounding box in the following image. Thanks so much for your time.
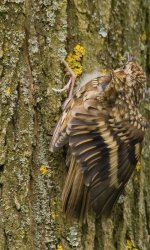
[126,239,139,250]
[51,211,56,220]
[66,44,86,77]
[136,161,141,172]
[126,239,132,250]
[73,44,86,56]
[40,165,48,175]
[134,161,142,182]
[56,244,63,250]
[5,87,11,96]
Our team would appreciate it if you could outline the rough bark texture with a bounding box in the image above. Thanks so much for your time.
[0,0,149,250]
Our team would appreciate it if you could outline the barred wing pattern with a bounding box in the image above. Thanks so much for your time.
[50,65,146,220]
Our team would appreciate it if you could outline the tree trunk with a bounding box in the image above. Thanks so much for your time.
[0,0,149,249]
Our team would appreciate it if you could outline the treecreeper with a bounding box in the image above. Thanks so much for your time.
[50,59,147,222]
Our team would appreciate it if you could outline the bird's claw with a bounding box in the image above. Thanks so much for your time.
[52,60,76,98]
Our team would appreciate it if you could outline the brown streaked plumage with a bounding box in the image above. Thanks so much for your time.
[50,61,147,222]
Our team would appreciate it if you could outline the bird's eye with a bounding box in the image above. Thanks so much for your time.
[122,65,126,70]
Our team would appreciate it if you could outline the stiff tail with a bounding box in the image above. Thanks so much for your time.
[62,156,89,222]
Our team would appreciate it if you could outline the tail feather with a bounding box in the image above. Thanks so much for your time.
[62,156,89,222]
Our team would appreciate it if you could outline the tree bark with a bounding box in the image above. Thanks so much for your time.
[0,0,149,249]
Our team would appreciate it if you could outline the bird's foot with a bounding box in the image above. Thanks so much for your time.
[52,60,76,98]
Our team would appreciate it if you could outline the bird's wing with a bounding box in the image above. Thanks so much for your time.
[65,95,146,217]
[50,95,76,152]
[50,73,112,152]
[68,103,146,216]
[50,72,146,217]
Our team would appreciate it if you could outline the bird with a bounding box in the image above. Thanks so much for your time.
[50,59,147,222]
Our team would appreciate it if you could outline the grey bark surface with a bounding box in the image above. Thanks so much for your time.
[0,0,149,250]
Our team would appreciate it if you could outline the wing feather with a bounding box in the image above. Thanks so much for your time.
[50,71,146,220]
[66,99,145,217]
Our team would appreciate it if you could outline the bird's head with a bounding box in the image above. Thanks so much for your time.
[123,61,146,84]
[114,61,146,105]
